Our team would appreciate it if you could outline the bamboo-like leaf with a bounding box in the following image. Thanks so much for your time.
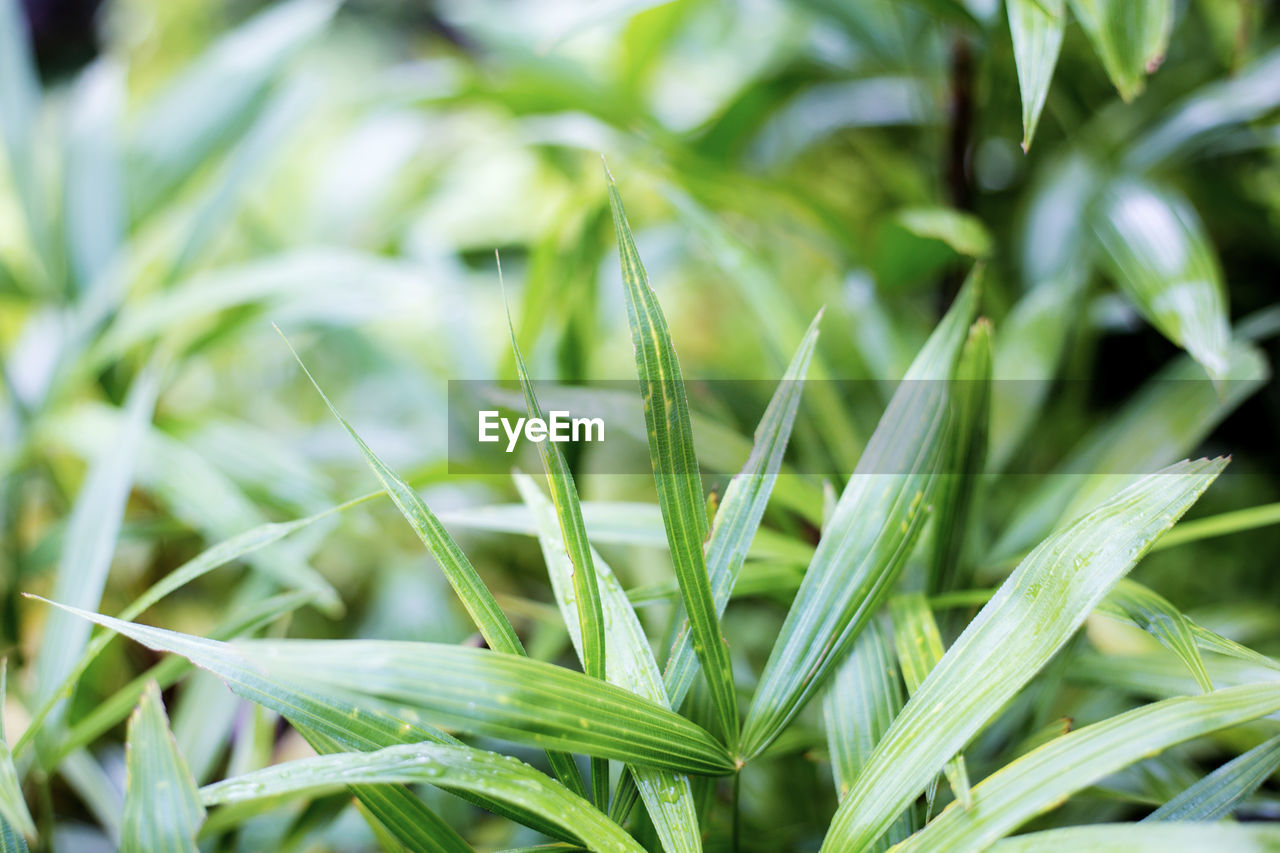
[19,491,379,754]
[821,457,1228,851]
[889,595,972,811]
[823,622,914,852]
[128,0,336,214]
[1007,0,1065,150]
[0,816,26,853]
[64,60,126,294]
[0,0,46,263]
[1154,501,1280,551]
[1068,0,1174,102]
[990,822,1280,852]
[35,365,159,732]
[607,171,738,748]
[201,743,643,853]
[37,603,736,776]
[1099,578,1213,692]
[928,319,991,596]
[122,682,205,853]
[895,685,1280,852]
[1145,733,1280,821]
[278,330,592,796]
[506,299,609,809]
[515,473,700,853]
[663,310,821,708]
[992,342,1264,559]
[1093,176,1231,378]
[740,271,981,760]
[0,664,34,842]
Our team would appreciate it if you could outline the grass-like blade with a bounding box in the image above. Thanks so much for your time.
[888,594,971,811]
[896,685,1280,852]
[1152,501,1280,551]
[201,743,643,853]
[276,329,588,795]
[1007,0,1065,150]
[0,664,34,843]
[992,342,1264,559]
[34,365,159,734]
[823,621,914,852]
[928,319,991,596]
[607,170,738,748]
[0,0,46,264]
[38,603,736,775]
[663,309,821,709]
[989,823,1280,852]
[506,298,609,809]
[1093,177,1231,378]
[1144,733,1280,821]
[121,682,205,853]
[515,472,700,853]
[1067,0,1173,102]
[18,491,379,755]
[0,816,25,853]
[64,60,125,295]
[820,456,1228,851]
[1099,578,1213,692]
[740,270,981,760]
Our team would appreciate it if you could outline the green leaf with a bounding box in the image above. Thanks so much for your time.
[128,0,336,215]
[989,822,1280,852]
[122,682,205,853]
[896,685,1280,851]
[63,60,126,294]
[38,603,737,776]
[740,270,981,760]
[1068,0,1174,102]
[0,664,35,842]
[1007,0,1065,150]
[1145,733,1280,821]
[0,0,47,265]
[820,456,1228,851]
[34,365,159,732]
[1093,176,1231,378]
[201,743,643,853]
[1128,47,1280,169]
[278,330,592,796]
[889,595,971,811]
[514,472,701,853]
[1099,579,1213,692]
[992,342,1265,559]
[1154,501,1280,551]
[18,490,379,755]
[0,816,26,853]
[607,170,738,749]
[895,208,993,258]
[928,319,991,596]
[506,300,609,809]
[823,621,914,852]
[663,310,821,710]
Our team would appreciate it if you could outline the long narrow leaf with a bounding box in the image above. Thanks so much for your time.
[0,664,34,842]
[607,170,737,748]
[895,684,1280,852]
[37,603,736,776]
[989,823,1280,852]
[515,473,700,853]
[1145,733,1280,821]
[740,270,981,759]
[1067,0,1173,102]
[201,743,643,853]
[1007,0,1065,150]
[821,456,1228,851]
[1099,578,1213,692]
[122,682,204,853]
[507,300,609,809]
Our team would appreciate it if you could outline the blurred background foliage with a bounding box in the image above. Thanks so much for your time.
[2,0,1280,849]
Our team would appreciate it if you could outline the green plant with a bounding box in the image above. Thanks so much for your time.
[4,0,1280,851]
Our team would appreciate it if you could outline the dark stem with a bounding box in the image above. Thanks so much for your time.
[942,32,976,308]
